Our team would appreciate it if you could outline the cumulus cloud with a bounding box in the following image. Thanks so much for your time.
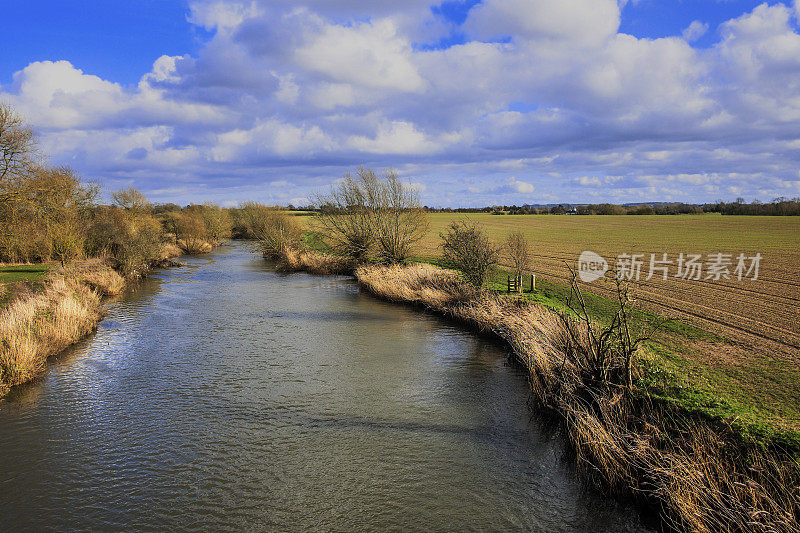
[295,18,425,93]
[465,0,620,47]
[1,60,225,130]
[508,177,535,193]
[682,20,709,42]
[1,0,800,205]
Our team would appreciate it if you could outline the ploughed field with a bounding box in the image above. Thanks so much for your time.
[410,214,800,433]
[419,214,800,358]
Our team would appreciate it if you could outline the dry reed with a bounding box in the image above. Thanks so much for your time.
[0,257,145,397]
[0,272,103,395]
[275,245,355,275]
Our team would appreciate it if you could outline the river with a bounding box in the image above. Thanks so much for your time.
[0,242,653,531]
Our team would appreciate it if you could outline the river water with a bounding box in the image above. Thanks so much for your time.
[0,242,653,531]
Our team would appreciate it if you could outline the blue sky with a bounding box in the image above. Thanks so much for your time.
[2,0,799,206]
[0,1,764,83]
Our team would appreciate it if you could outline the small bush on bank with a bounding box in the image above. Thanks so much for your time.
[251,206,304,258]
[439,219,500,286]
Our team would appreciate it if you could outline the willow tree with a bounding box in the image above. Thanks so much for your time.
[372,171,428,263]
[314,167,428,263]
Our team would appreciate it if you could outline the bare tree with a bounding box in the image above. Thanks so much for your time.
[314,167,380,261]
[505,230,531,292]
[372,170,428,263]
[0,104,37,258]
[314,167,428,263]
[561,265,660,389]
[439,219,500,286]
[112,187,151,211]
[0,104,36,184]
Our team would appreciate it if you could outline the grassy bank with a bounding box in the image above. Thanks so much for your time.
[433,261,800,446]
[0,243,187,399]
[0,259,122,397]
[354,261,799,533]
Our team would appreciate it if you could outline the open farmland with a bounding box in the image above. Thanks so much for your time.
[416,213,800,432]
[414,214,800,357]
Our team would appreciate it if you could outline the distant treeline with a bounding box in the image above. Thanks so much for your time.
[421,198,800,216]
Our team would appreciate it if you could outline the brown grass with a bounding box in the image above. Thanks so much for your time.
[158,242,183,261]
[356,262,800,533]
[0,257,150,398]
[177,238,214,255]
[61,258,126,296]
[0,271,103,396]
[275,245,355,275]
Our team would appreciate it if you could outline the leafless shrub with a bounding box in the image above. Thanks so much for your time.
[257,209,304,258]
[439,218,500,286]
[372,171,428,263]
[230,203,304,258]
[560,266,657,389]
[314,167,428,263]
[505,230,531,292]
[314,167,379,261]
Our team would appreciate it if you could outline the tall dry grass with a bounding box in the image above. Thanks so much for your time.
[177,238,213,255]
[0,260,128,397]
[0,276,101,394]
[276,246,355,275]
[158,242,183,261]
[61,258,126,296]
[356,262,800,533]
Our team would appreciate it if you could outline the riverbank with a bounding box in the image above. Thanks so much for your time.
[354,262,799,533]
[264,238,798,532]
[0,242,192,399]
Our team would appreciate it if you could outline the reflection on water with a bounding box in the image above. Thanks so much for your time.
[0,243,653,532]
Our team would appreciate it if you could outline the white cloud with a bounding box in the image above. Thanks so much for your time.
[508,177,535,193]
[348,121,433,154]
[294,18,425,93]
[0,60,225,130]
[188,1,261,31]
[2,1,800,205]
[465,0,620,47]
[575,176,602,187]
[682,20,709,42]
